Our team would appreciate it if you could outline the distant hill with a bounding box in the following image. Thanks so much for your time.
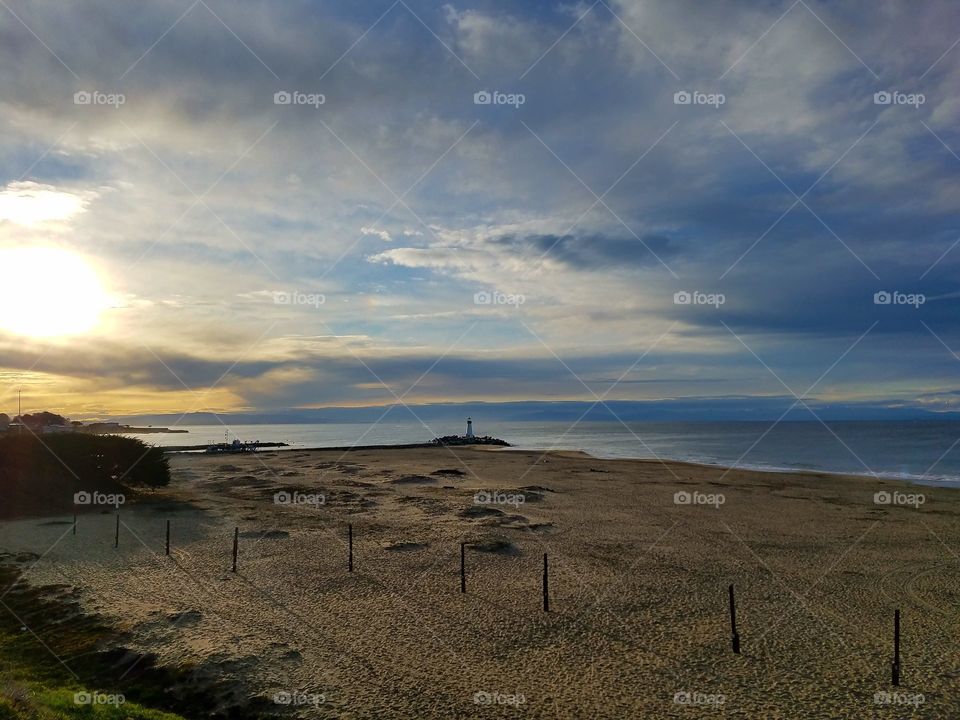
[108,398,960,426]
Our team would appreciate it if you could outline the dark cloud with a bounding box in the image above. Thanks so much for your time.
[490,233,679,269]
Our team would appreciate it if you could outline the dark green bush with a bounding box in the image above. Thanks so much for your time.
[0,433,170,489]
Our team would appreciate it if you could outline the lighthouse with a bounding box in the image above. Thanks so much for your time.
[466,417,474,438]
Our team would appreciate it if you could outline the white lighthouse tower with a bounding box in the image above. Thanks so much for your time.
[465,417,474,438]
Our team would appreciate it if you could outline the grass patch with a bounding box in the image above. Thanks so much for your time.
[0,682,186,720]
[0,562,275,719]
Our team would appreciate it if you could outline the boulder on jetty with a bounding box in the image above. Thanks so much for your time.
[431,435,510,447]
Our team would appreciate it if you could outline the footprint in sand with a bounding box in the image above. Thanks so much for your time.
[389,475,437,485]
[166,610,203,626]
[239,530,289,540]
[384,541,429,552]
[467,537,520,555]
[431,468,466,478]
[459,506,504,519]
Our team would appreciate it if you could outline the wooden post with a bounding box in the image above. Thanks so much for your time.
[729,584,740,654]
[542,554,549,612]
[72,514,76,536]
[891,609,900,686]
[114,513,120,548]
[348,524,353,572]
[232,527,239,573]
[165,519,171,556]
[460,542,466,594]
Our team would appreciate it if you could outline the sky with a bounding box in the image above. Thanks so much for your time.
[1,0,959,420]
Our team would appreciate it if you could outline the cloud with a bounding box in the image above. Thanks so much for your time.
[361,226,393,242]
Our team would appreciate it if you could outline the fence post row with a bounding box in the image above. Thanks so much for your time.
[74,516,918,685]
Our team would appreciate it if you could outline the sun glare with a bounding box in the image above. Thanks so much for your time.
[0,247,110,338]
[0,181,87,226]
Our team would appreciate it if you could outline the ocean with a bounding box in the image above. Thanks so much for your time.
[129,420,960,487]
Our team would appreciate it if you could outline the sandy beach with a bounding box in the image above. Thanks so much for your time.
[1,446,958,718]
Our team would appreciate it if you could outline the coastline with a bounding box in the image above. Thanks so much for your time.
[568,452,960,488]
[130,420,960,488]
[169,440,960,489]
[497,446,960,489]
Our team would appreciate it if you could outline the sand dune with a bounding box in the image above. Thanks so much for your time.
[1,447,958,717]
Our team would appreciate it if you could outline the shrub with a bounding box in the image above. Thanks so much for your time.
[0,433,170,489]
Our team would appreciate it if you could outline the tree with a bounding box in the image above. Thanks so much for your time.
[0,433,170,488]
[14,411,68,429]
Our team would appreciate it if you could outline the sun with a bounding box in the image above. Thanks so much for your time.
[0,247,111,338]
